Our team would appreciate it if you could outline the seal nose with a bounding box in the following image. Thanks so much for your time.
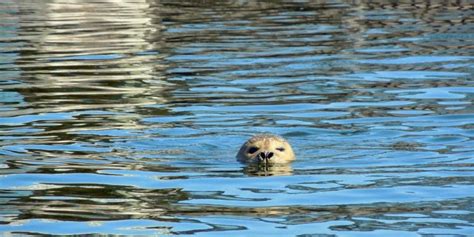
[259,151,274,160]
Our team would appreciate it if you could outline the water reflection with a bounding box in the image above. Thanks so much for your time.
[5,0,170,126]
[243,163,294,176]
[1,0,474,236]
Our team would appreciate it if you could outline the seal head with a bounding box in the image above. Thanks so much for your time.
[237,134,295,164]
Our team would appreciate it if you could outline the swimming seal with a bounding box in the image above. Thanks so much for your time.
[237,134,295,164]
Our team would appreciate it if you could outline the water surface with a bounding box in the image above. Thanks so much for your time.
[1,0,474,236]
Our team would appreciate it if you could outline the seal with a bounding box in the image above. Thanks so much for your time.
[237,134,295,164]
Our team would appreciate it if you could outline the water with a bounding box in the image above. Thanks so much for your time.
[1,0,474,236]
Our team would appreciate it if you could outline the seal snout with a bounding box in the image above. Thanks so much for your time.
[258,151,274,160]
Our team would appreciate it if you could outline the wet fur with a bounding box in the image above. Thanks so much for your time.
[237,134,295,164]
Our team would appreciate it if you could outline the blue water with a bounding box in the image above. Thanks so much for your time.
[1,0,474,236]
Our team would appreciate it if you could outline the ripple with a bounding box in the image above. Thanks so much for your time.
[356,56,473,65]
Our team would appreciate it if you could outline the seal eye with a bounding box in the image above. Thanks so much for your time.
[247,147,259,154]
[276,147,285,152]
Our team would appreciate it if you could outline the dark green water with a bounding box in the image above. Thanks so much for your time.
[1,0,474,236]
